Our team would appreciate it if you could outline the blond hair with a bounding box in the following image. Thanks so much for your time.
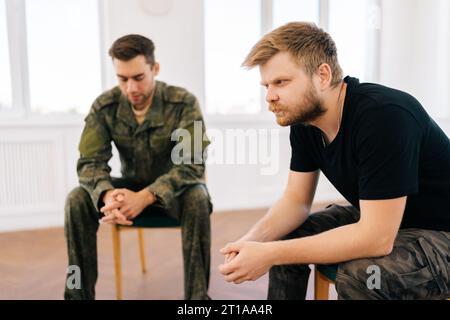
[242,22,343,87]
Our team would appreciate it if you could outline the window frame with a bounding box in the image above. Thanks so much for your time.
[3,0,28,118]
[0,0,104,122]
[204,0,383,125]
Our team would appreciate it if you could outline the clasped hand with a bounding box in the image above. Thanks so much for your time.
[218,241,274,284]
[99,188,155,225]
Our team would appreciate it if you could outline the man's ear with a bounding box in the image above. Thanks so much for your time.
[152,62,160,76]
[316,63,333,90]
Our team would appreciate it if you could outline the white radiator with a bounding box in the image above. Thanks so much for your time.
[0,141,58,207]
[0,128,73,231]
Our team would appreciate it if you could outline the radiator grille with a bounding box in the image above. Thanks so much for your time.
[0,141,57,207]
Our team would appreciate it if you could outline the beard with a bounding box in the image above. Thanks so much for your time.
[269,83,326,127]
[128,88,154,110]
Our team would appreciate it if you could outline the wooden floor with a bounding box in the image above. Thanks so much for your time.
[0,204,337,300]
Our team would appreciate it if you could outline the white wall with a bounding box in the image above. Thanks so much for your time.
[101,0,205,107]
[380,0,450,120]
[1,0,450,232]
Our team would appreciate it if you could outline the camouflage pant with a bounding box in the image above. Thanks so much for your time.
[268,204,450,300]
[64,179,212,300]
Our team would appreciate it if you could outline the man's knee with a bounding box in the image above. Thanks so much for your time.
[335,258,384,299]
[338,258,375,282]
[66,186,90,206]
[181,185,212,214]
[65,187,95,218]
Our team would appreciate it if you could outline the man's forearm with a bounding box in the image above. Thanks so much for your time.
[269,222,393,266]
[147,163,204,209]
[241,196,310,243]
[77,157,114,210]
[139,188,156,207]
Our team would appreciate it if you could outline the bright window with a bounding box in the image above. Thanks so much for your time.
[204,0,327,117]
[204,0,261,115]
[25,0,102,114]
[328,0,370,81]
[273,0,319,29]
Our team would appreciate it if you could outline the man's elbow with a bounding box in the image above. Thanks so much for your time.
[356,221,396,257]
[370,237,394,257]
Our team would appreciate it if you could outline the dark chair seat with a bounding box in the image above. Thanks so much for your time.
[316,264,338,282]
[131,211,180,228]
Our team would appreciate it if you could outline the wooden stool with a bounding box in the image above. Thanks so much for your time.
[314,264,337,300]
[111,212,180,300]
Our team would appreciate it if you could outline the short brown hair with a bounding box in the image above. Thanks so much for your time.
[109,34,155,65]
[242,22,343,87]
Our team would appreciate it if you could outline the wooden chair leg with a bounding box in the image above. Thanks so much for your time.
[111,225,122,300]
[137,228,146,273]
[314,268,330,300]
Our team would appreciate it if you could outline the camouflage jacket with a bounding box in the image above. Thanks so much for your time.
[77,80,210,211]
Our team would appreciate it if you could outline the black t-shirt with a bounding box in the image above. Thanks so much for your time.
[290,76,450,232]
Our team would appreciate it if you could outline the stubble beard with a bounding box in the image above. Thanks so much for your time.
[270,84,326,127]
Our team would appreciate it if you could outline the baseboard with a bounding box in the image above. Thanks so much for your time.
[0,210,64,233]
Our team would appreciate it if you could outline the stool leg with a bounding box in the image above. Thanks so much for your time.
[314,269,330,300]
[112,225,123,300]
[138,228,147,273]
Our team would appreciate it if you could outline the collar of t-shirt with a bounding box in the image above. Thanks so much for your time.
[132,103,151,125]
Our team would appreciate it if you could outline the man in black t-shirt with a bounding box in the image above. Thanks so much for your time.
[219,22,450,300]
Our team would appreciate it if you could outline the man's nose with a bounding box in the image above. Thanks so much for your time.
[265,87,279,103]
[126,80,137,94]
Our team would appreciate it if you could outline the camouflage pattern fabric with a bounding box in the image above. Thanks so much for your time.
[77,80,210,216]
[64,81,212,300]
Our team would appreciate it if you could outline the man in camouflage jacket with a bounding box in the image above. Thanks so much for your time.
[64,34,212,300]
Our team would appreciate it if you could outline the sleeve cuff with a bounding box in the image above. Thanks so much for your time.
[92,180,114,211]
[147,179,175,210]
[359,186,418,200]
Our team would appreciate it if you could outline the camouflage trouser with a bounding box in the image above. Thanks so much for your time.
[268,204,450,300]
[64,178,212,300]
